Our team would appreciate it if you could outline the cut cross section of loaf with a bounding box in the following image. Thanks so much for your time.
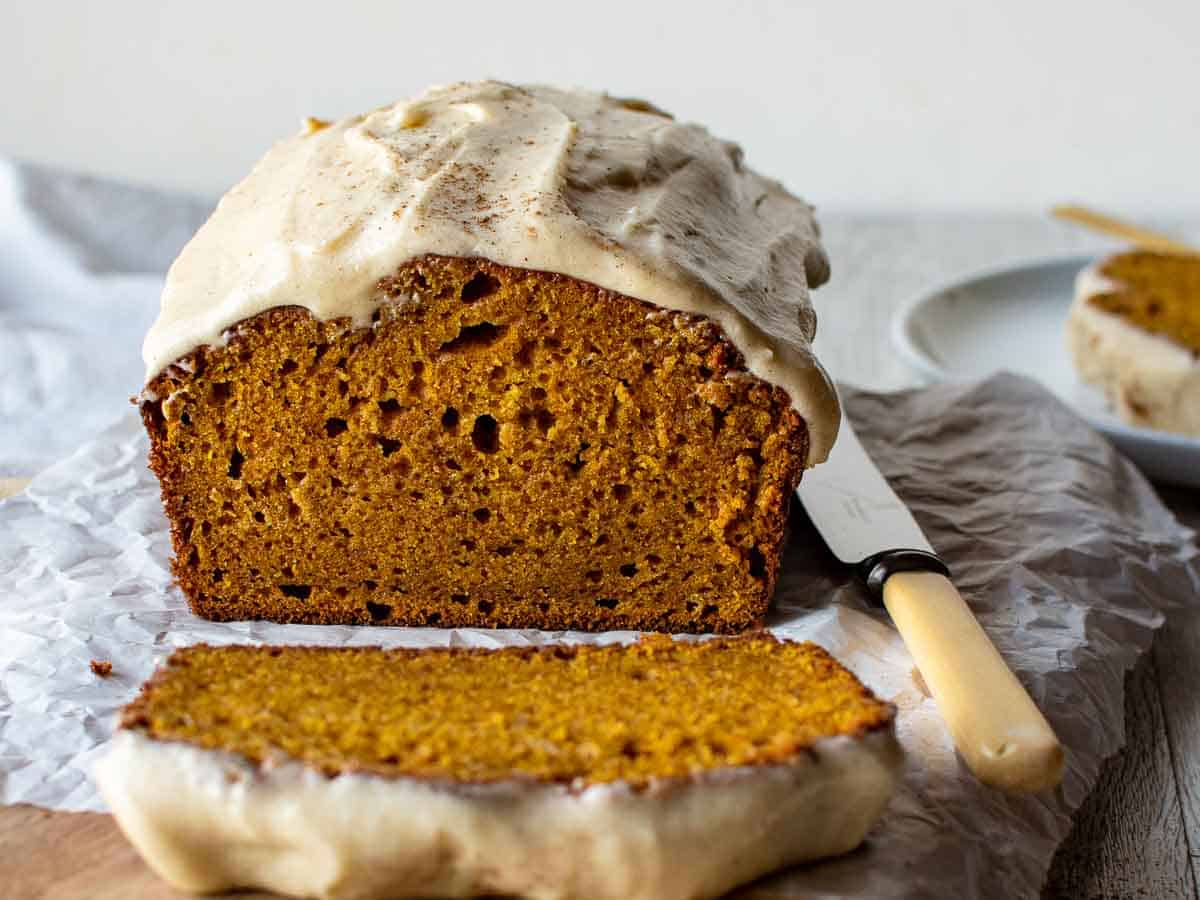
[144,256,807,631]
[138,82,841,631]
[95,635,901,900]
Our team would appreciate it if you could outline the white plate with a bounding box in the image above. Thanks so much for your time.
[892,254,1200,487]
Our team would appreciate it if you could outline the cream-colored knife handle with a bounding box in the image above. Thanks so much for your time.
[883,570,1065,793]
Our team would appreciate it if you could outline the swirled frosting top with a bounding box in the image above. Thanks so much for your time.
[143,81,839,463]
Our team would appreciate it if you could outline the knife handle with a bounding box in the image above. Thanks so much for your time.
[882,570,1065,794]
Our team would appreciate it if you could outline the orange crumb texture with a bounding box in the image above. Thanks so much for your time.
[121,635,893,787]
[1090,250,1200,354]
[141,256,806,634]
[90,659,113,678]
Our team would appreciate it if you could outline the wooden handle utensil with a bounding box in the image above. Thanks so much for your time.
[884,570,1065,793]
[1051,204,1198,255]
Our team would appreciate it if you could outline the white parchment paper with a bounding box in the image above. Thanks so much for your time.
[1,372,1196,898]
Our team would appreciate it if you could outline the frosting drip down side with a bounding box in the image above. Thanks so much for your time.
[142,82,839,464]
[95,729,900,900]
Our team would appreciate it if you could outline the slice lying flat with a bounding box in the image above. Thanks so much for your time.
[95,635,900,900]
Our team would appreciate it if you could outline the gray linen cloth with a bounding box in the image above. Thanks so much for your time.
[0,159,209,475]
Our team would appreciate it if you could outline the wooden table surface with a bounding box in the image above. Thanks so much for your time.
[2,215,1198,898]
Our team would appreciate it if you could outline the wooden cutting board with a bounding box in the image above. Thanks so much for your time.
[0,803,258,899]
[0,804,197,900]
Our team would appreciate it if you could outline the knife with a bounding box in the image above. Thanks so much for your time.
[797,415,1065,794]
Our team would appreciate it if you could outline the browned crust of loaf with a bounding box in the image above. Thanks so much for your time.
[118,634,896,788]
[140,256,808,633]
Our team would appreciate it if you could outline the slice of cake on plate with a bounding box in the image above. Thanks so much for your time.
[138,81,840,632]
[1067,250,1200,435]
[95,635,900,900]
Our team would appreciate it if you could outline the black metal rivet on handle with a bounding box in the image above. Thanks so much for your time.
[859,549,950,600]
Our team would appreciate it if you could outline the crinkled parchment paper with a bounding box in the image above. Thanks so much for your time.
[1,373,1196,899]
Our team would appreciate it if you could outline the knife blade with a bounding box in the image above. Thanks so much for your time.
[797,415,1064,794]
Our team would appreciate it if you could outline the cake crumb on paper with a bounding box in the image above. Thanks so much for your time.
[90,659,113,678]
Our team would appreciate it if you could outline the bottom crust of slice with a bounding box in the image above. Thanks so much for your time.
[96,728,900,900]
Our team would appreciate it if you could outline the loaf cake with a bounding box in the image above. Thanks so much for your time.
[139,81,840,632]
[95,636,900,900]
[1067,250,1200,435]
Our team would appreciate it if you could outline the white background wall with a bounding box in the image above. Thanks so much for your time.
[2,1,1196,213]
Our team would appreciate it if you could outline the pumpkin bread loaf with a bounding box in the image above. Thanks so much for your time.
[143,257,807,631]
[139,82,841,631]
[95,635,901,900]
[1068,250,1200,435]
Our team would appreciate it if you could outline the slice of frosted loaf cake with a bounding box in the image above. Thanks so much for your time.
[1068,249,1200,435]
[96,635,900,900]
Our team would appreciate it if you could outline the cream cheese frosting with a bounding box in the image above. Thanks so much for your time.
[95,728,900,900]
[1067,263,1200,436]
[142,81,839,464]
